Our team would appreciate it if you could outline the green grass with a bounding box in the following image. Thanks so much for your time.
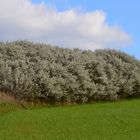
[0,101,21,115]
[0,100,140,140]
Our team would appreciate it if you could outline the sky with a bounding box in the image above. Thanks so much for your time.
[0,0,139,59]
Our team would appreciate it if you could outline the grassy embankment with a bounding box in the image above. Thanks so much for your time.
[0,99,140,140]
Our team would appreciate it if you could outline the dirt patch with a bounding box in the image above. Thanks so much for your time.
[0,92,44,108]
[0,92,17,102]
[0,91,27,106]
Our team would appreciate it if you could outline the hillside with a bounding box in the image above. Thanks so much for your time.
[0,41,140,104]
[1,100,140,140]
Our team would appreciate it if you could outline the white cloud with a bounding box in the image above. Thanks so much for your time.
[0,0,132,50]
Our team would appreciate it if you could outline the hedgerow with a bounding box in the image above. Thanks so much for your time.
[0,41,140,103]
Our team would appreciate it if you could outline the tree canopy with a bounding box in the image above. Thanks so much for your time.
[0,41,140,103]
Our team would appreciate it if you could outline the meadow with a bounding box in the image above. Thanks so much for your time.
[0,100,140,140]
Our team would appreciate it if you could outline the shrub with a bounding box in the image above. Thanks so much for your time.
[0,41,140,103]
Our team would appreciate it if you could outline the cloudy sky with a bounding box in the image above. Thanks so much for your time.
[0,0,139,59]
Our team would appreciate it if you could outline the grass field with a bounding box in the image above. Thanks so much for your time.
[0,100,140,140]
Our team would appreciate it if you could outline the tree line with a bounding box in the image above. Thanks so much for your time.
[0,41,140,104]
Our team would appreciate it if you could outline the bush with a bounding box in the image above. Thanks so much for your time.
[0,41,140,103]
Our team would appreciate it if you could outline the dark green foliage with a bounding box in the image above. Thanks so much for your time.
[0,41,140,103]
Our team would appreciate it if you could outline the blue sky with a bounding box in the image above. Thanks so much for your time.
[33,0,140,59]
[0,0,139,59]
